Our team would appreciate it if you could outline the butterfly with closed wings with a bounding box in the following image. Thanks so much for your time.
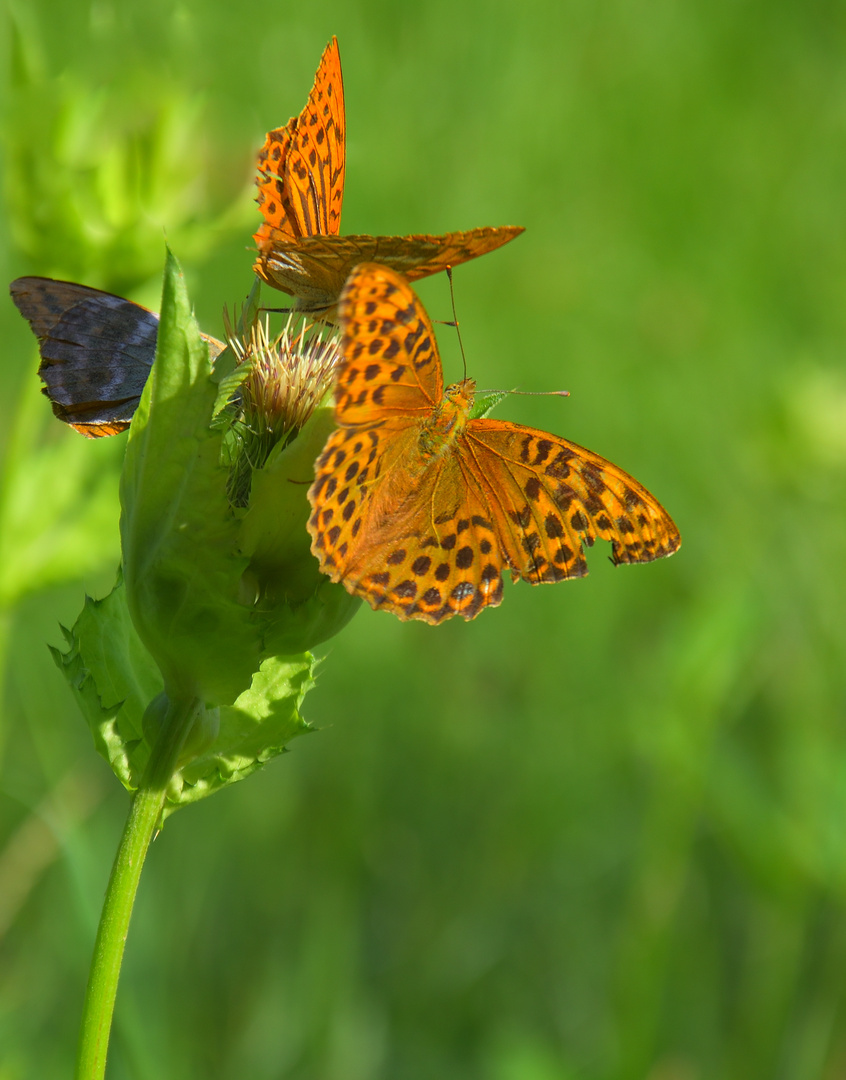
[253,37,523,320]
[10,277,224,436]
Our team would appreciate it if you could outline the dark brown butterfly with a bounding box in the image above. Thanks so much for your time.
[10,277,224,437]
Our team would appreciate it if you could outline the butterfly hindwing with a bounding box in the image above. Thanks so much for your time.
[11,277,159,436]
[461,420,681,583]
[309,422,502,623]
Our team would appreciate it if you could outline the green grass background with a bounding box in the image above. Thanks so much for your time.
[2,1,846,1077]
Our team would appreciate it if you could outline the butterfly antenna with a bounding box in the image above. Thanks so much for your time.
[446,267,468,380]
[476,387,571,400]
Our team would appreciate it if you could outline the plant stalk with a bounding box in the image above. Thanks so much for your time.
[74,695,201,1080]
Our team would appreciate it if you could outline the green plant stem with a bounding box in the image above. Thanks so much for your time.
[74,695,201,1080]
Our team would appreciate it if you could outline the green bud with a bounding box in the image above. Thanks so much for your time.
[238,404,361,654]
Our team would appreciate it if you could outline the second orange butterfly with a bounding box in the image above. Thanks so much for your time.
[253,38,523,320]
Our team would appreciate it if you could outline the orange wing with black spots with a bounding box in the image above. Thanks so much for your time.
[255,36,345,240]
[460,421,681,584]
[254,227,525,322]
[253,39,523,320]
[327,251,443,425]
[308,265,680,623]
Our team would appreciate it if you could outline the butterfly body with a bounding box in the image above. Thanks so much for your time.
[254,38,523,320]
[308,264,681,624]
[418,378,474,458]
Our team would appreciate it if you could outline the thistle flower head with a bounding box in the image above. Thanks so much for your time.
[226,309,340,443]
[222,308,341,508]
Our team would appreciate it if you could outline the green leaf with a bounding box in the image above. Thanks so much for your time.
[166,653,315,820]
[211,358,251,424]
[53,575,315,817]
[50,574,162,790]
[120,250,261,705]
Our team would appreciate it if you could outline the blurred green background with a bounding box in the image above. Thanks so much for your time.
[2,1,845,1077]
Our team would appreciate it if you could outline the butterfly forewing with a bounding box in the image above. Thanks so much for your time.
[255,36,345,239]
[307,264,680,623]
[334,261,444,425]
[254,126,297,237]
[310,424,422,576]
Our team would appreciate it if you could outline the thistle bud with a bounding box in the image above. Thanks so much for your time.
[226,310,361,653]
[54,250,357,818]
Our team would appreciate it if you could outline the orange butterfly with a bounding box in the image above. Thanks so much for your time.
[308,265,681,623]
[10,277,224,437]
[253,38,523,320]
